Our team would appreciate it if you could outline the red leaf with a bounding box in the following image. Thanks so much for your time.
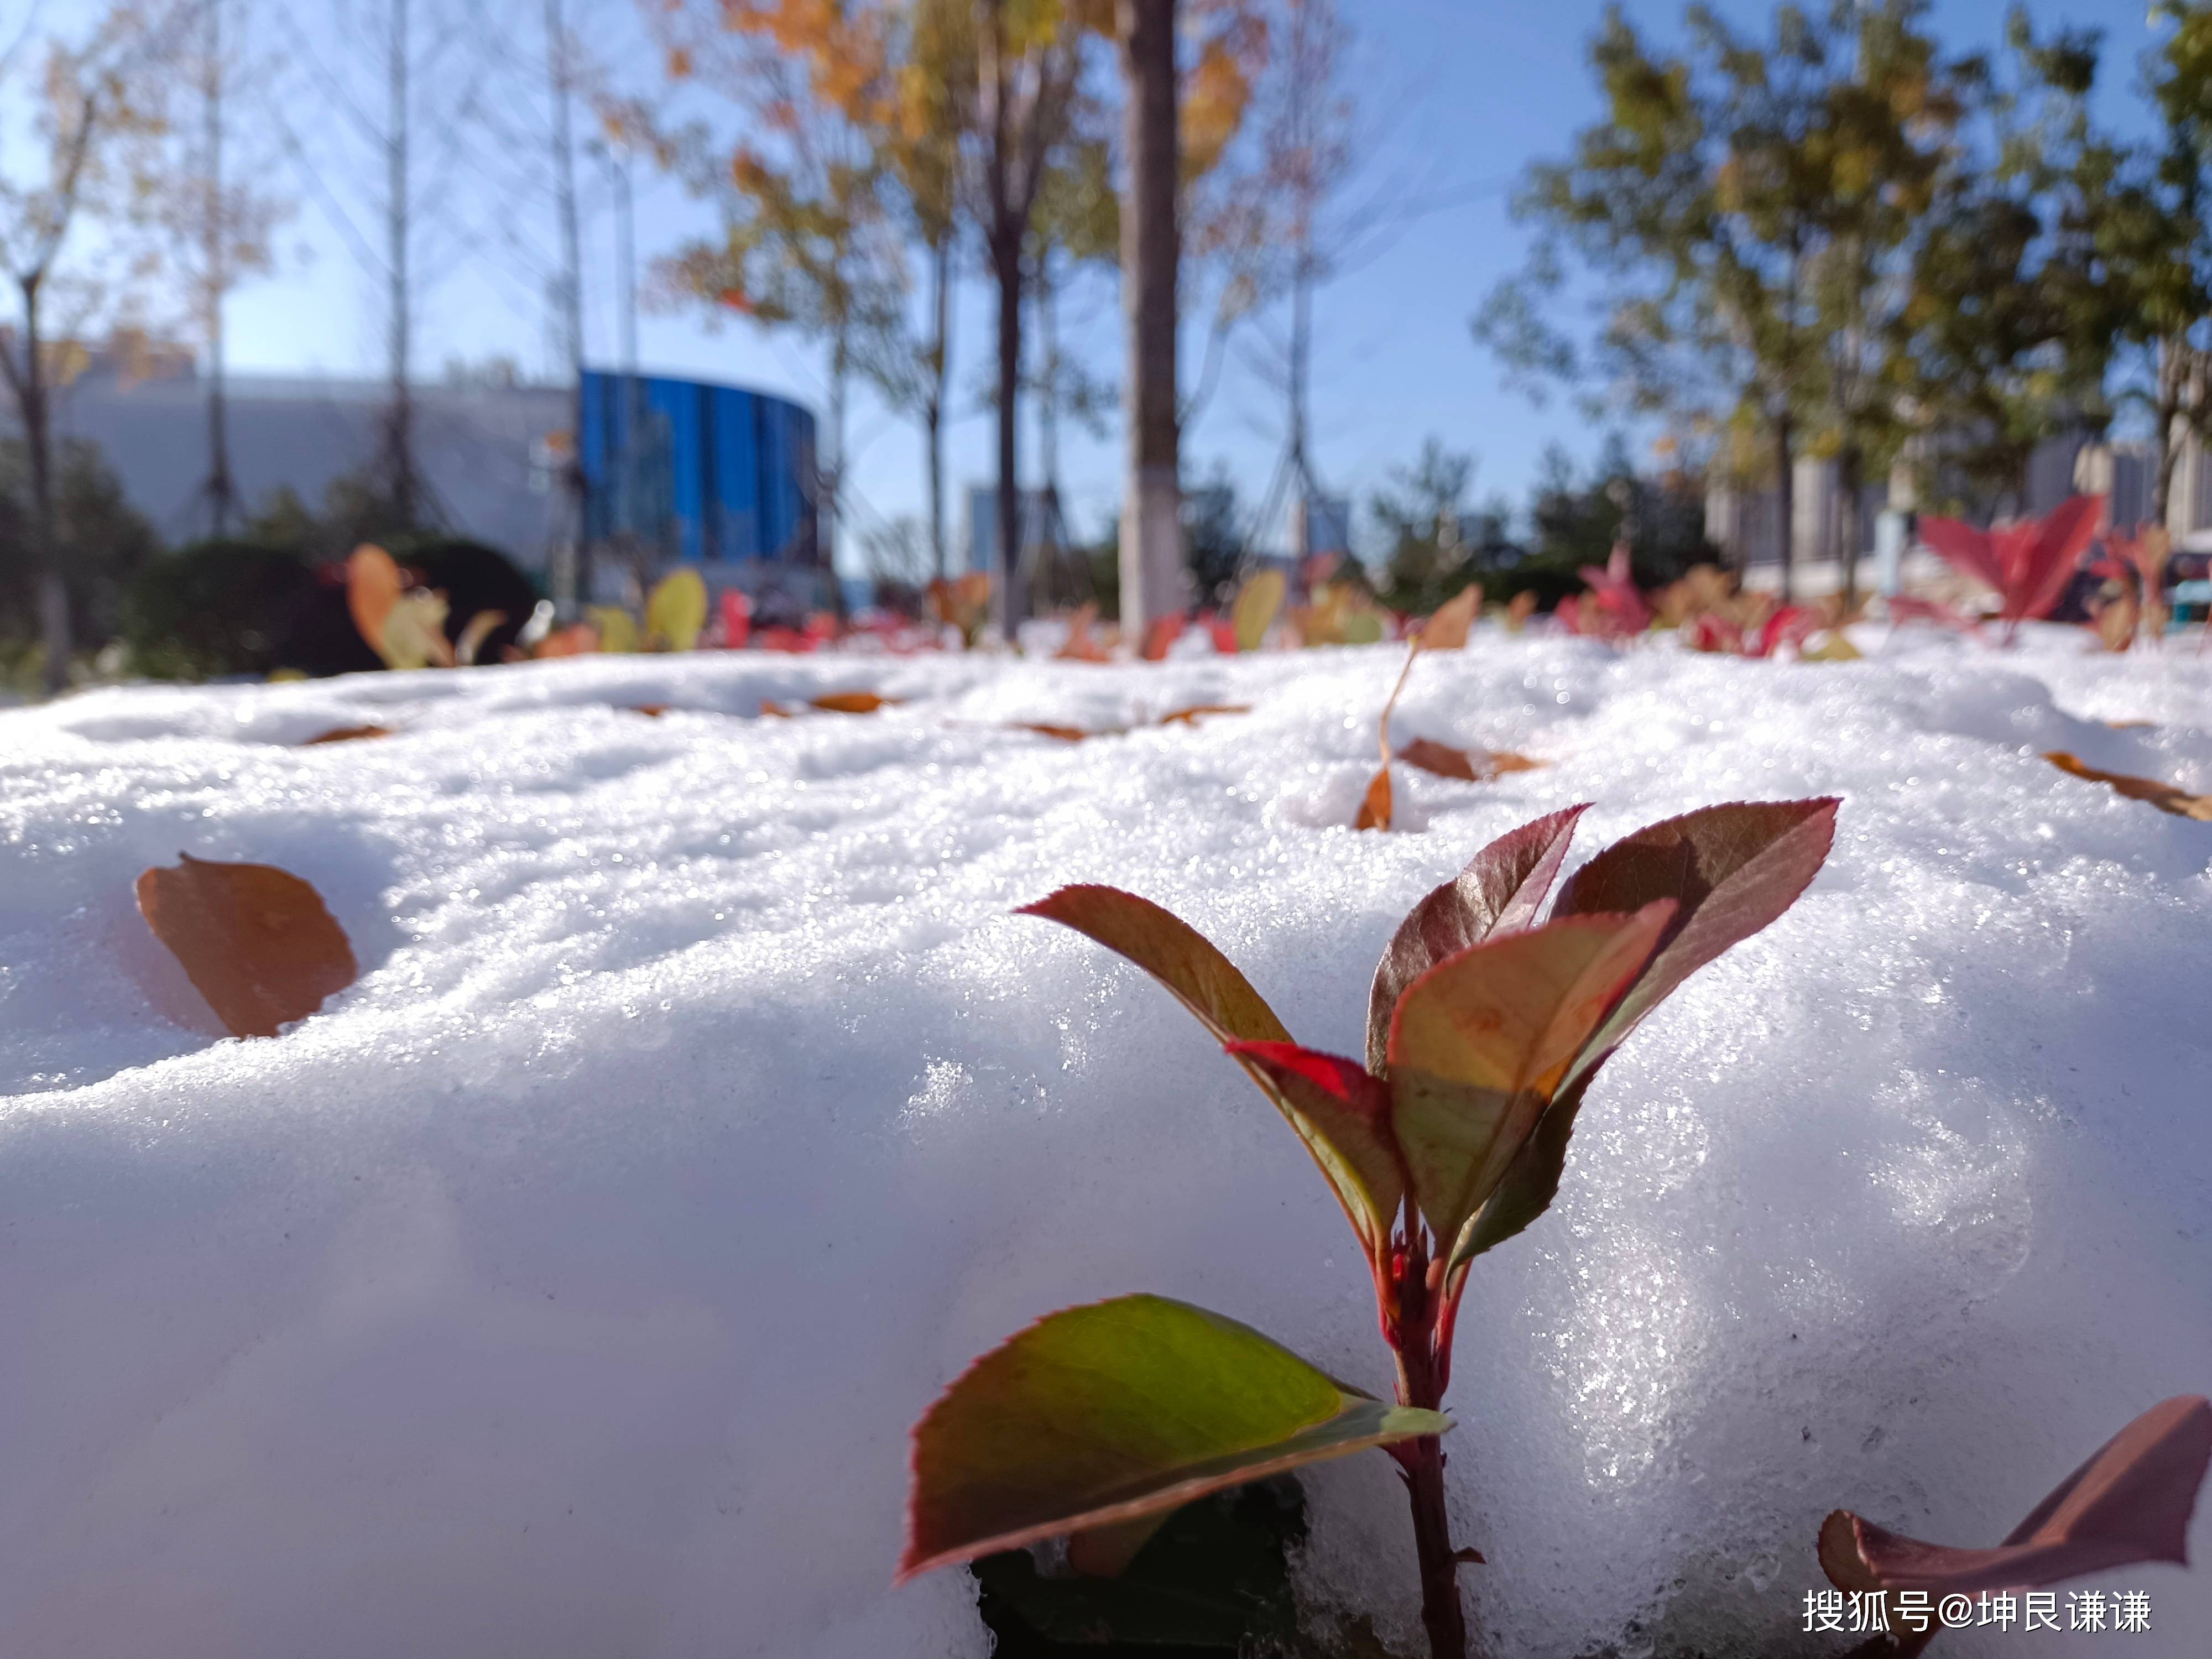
[1018,885,1292,1052]
[1552,797,1839,1076]
[1222,1041,1406,1261]
[1139,614,1185,661]
[1917,515,2006,595]
[1364,804,1589,1072]
[1819,1396,2212,1598]
[135,855,358,1039]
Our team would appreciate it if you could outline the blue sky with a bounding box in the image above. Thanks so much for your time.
[226,0,2154,564]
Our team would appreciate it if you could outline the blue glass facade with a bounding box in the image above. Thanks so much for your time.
[580,370,817,566]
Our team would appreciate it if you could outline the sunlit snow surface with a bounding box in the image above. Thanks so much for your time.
[2,625,2208,1658]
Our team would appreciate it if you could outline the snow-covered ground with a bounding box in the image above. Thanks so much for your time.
[2,627,2208,1658]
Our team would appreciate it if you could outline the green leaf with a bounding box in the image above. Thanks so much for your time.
[1552,798,1838,1082]
[899,1295,1449,1582]
[1386,906,1673,1251]
[1221,1042,1405,1260]
[1365,805,1590,1072]
[1025,889,1400,1259]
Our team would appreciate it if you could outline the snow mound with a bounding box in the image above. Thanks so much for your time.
[2,627,2208,1658]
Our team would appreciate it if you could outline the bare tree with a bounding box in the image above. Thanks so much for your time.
[0,1,179,691]
[152,0,288,539]
[266,0,496,535]
[971,1,1087,638]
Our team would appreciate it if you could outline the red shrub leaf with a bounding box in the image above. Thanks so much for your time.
[1553,797,1839,1077]
[1819,1396,2212,1598]
[1223,1041,1405,1261]
[1364,804,1589,1071]
[1386,904,1674,1252]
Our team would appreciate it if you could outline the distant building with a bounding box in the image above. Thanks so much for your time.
[962,486,1065,577]
[6,345,821,603]
[1707,431,2180,596]
[1290,493,1352,559]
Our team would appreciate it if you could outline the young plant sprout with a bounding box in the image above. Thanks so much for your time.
[899,799,1839,1658]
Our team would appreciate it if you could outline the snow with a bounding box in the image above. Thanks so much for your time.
[1,626,2208,1658]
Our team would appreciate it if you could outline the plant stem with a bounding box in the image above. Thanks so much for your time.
[1404,1434,1468,1659]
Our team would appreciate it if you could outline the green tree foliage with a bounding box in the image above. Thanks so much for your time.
[2088,2,2212,526]
[1368,439,1514,617]
[0,436,158,659]
[1889,12,2121,516]
[122,539,311,680]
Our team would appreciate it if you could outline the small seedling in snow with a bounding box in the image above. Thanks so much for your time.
[1357,586,1540,832]
[899,797,1837,1658]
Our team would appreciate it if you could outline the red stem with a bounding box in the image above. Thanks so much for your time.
[1384,1226,1472,1659]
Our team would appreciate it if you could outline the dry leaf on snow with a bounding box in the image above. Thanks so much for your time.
[135,854,358,1039]
[2044,752,2212,821]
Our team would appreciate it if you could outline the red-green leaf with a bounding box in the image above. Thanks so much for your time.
[135,854,358,1039]
[1222,1042,1405,1260]
[1022,889,1401,1259]
[1019,886,1291,1050]
[1365,805,1589,1072]
[1386,905,1673,1251]
[899,1294,1449,1583]
[1552,798,1838,1081]
[1819,1395,2212,1600]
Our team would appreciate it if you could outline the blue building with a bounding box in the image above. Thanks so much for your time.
[580,369,823,606]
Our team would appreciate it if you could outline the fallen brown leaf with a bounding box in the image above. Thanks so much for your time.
[2104,718,2157,730]
[630,705,670,718]
[1397,738,1479,780]
[1397,738,1548,783]
[760,700,794,718]
[135,854,358,1039]
[2044,752,2212,821]
[1156,703,1251,726]
[811,691,896,714]
[1355,766,1393,831]
[1012,723,1100,743]
[301,724,393,745]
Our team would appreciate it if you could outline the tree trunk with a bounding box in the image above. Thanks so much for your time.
[204,0,236,538]
[1838,441,1863,612]
[383,0,418,531]
[2152,336,2187,535]
[1117,0,1182,634]
[20,277,68,694]
[824,324,848,601]
[926,231,950,582]
[1773,410,1794,607]
[994,227,1026,640]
